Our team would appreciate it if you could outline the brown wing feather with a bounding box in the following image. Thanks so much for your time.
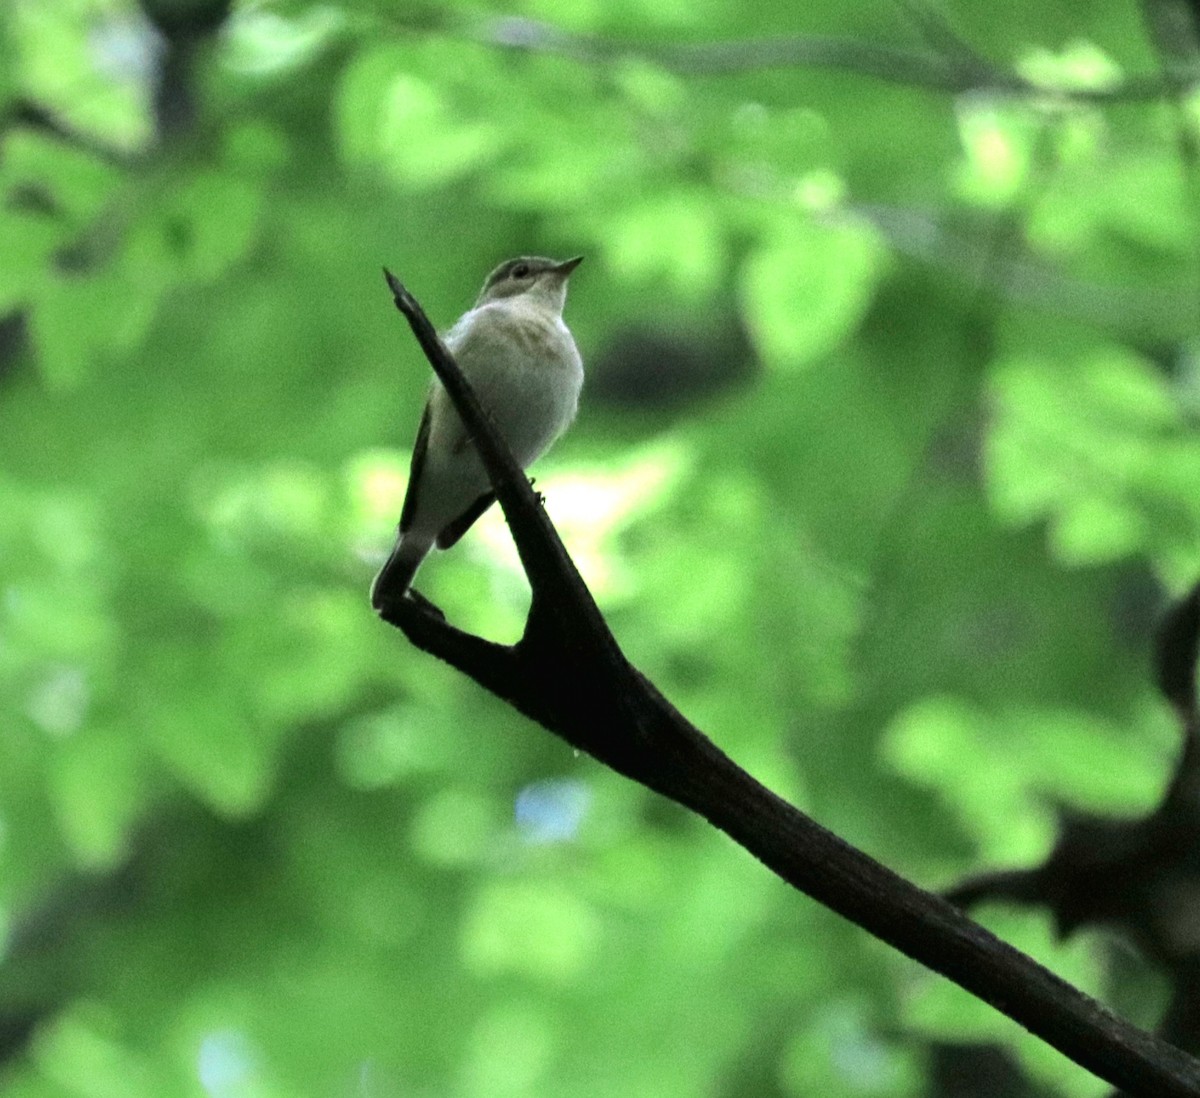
[399,401,432,534]
[436,492,497,549]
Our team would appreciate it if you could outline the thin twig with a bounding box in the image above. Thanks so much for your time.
[475,15,1198,103]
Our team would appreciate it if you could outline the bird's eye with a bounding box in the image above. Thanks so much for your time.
[511,264,531,279]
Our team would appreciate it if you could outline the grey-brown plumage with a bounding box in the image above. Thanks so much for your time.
[371,256,584,609]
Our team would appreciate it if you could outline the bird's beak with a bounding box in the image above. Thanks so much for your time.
[553,256,584,276]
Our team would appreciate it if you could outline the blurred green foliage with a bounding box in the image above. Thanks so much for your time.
[1,0,1198,1095]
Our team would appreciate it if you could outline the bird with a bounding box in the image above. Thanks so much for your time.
[371,255,584,610]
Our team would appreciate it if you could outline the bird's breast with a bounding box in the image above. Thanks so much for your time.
[437,301,582,466]
[450,303,576,367]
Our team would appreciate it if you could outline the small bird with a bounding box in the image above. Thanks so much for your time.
[371,255,584,609]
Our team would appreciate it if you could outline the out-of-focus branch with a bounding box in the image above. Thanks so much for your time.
[377,269,1200,1098]
[471,14,1198,103]
[859,203,1200,341]
[484,16,997,90]
[137,0,233,140]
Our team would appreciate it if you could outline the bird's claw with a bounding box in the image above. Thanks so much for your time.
[375,587,446,622]
[406,588,446,620]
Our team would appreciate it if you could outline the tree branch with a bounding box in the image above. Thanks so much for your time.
[377,270,1200,1097]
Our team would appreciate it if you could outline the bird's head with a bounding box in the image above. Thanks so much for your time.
[475,255,583,312]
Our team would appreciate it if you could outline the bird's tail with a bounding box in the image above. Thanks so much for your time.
[370,535,432,611]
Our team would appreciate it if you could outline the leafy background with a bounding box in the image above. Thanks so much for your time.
[2,0,1199,1095]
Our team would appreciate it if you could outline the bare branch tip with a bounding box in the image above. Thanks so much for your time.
[382,266,408,303]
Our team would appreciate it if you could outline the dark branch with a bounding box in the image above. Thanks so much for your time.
[943,866,1049,911]
[377,271,1200,1097]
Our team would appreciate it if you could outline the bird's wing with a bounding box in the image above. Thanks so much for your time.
[435,492,497,549]
[398,399,432,534]
[442,317,486,456]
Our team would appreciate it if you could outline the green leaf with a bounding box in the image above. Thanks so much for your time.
[0,130,120,228]
[883,697,1055,863]
[145,689,274,817]
[740,217,881,370]
[0,207,60,312]
[460,879,602,982]
[779,998,920,1098]
[604,188,725,296]
[29,270,159,388]
[222,5,344,76]
[50,726,144,869]
[338,45,506,185]
[987,346,1198,564]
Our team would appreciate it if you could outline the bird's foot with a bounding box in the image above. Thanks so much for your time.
[374,586,446,622]
[405,587,446,620]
